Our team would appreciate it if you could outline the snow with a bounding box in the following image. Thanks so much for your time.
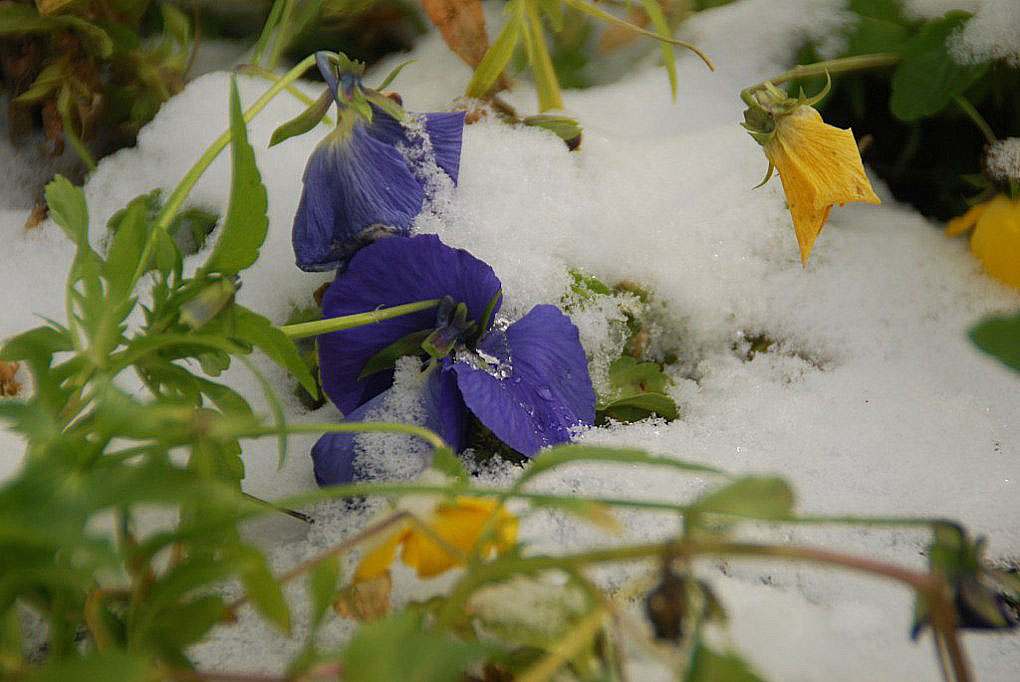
[2,1,1019,680]
[986,137,1020,183]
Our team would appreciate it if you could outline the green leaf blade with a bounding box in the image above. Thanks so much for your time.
[890,12,989,121]
[203,77,269,275]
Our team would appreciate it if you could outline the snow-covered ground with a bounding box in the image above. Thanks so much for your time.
[2,0,1018,680]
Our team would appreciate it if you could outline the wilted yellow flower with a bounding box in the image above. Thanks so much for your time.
[355,496,518,582]
[763,105,881,265]
[946,194,1020,288]
[742,80,880,265]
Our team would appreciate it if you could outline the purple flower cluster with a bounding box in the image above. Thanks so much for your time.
[291,53,595,485]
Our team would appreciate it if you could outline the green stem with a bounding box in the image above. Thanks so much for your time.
[952,94,996,145]
[235,421,447,451]
[238,64,335,126]
[278,299,440,339]
[127,54,319,292]
[436,538,941,628]
[767,52,902,87]
[265,0,296,71]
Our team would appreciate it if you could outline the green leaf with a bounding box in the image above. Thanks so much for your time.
[53,15,113,58]
[45,175,89,246]
[599,392,677,423]
[640,0,677,100]
[236,547,291,633]
[431,446,468,482]
[693,476,795,520]
[358,329,431,380]
[104,195,149,299]
[969,311,1020,373]
[520,0,563,111]
[890,12,989,121]
[685,638,767,682]
[598,356,677,422]
[374,59,416,91]
[515,445,724,490]
[0,3,56,33]
[0,326,72,362]
[843,0,913,56]
[307,556,341,628]
[148,594,227,650]
[23,651,155,682]
[342,609,493,682]
[232,305,318,397]
[202,77,269,275]
[466,9,522,98]
[269,88,333,147]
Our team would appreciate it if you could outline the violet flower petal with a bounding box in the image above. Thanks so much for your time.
[292,124,425,272]
[453,305,595,457]
[318,234,502,414]
[311,366,464,486]
[366,109,466,184]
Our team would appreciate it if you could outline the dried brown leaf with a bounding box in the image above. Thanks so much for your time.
[420,0,490,68]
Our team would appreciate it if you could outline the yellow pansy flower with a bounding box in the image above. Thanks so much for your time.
[742,80,880,265]
[763,105,881,265]
[355,496,518,582]
[946,194,1020,288]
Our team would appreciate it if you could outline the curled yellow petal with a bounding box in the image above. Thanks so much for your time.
[945,201,988,237]
[354,527,407,583]
[763,105,881,265]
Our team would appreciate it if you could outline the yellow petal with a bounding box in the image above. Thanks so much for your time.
[400,497,518,578]
[970,195,1020,288]
[354,527,407,583]
[764,106,881,265]
[946,201,987,237]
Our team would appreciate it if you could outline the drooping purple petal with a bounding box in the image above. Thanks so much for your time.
[318,234,502,414]
[452,305,595,457]
[292,124,425,272]
[311,366,464,486]
[425,358,469,452]
[310,391,384,486]
[366,108,465,184]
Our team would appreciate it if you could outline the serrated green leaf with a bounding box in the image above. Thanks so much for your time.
[466,9,522,98]
[269,88,333,147]
[685,638,767,682]
[693,476,795,520]
[104,195,149,299]
[307,557,341,628]
[358,329,431,380]
[45,175,88,245]
[232,305,317,397]
[890,12,989,121]
[1,326,73,362]
[521,0,563,111]
[516,445,724,490]
[342,609,493,682]
[969,311,1020,373]
[22,651,154,682]
[202,77,269,275]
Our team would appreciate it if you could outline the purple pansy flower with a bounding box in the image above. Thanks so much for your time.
[292,52,465,272]
[310,234,596,486]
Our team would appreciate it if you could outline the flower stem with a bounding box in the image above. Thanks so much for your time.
[278,299,440,339]
[767,52,902,87]
[952,94,997,145]
[127,54,319,292]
